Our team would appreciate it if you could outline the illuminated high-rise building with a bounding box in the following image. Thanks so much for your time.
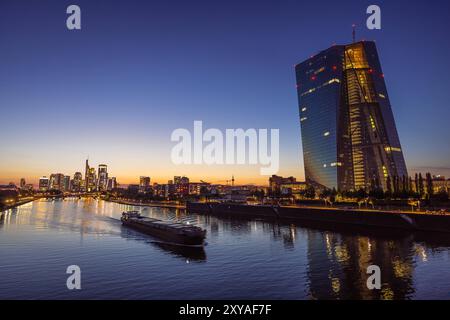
[295,41,407,191]
[85,159,89,192]
[72,172,82,192]
[139,176,151,192]
[88,167,97,192]
[98,164,108,191]
[49,173,65,191]
[39,176,49,192]
[83,159,97,192]
[174,176,189,195]
[106,177,117,191]
[63,175,71,192]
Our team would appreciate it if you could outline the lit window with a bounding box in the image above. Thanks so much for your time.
[314,67,325,75]
[382,165,388,178]
[385,146,402,153]
[328,78,340,84]
[378,93,386,99]
[323,164,327,168]
[323,131,330,137]
[330,162,342,167]
[301,107,307,112]
[300,117,307,122]
[369,116,376,130]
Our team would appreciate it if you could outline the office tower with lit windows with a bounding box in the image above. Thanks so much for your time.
[63,175,71,192]
[295,41,407,191]
[39,176,49,191]
[107,177,117,191]
[49,173,65,191]
[139,176,151,192]
[174,176,189,195]
[85,159,90,192]
[87,168,97,192]
[72,172,82,192]
[98,164,108,191]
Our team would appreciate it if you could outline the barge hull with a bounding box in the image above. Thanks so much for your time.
[122,220,205,245]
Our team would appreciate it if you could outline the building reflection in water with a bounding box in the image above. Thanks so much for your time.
[269,223,297,249]
[305,228,416,299]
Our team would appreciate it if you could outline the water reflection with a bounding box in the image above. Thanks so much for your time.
[152,242,207,262]
[1,199,450,299]
[269,224,297,249]
[306,230,415,299]
[119,225,207,262]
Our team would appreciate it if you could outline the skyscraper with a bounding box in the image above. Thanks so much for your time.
[88,167,97,192]
[85,159,89,192]
[98,164,108,191]
[49,173,65,191]
[139,176,151,192]
[39,176,49,192]
[295,41,407,191]
[106,177,117,191]
[73,172,82,192]
[63,175,71,192]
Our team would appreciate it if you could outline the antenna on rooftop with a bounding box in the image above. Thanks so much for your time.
[352,24,356,43]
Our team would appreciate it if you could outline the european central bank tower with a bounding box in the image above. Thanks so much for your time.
[295,41,407,191]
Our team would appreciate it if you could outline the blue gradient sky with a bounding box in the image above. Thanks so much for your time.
[1,0,449,185]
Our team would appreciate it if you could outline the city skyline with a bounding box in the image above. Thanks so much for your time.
[1,0,450,185]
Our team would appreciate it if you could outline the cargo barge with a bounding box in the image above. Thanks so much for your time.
[121,211,206,246]
[186,202,450,234]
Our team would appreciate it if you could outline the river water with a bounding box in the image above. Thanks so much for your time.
[0,198,449,299]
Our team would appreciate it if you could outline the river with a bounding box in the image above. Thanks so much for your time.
[0,198,449,299]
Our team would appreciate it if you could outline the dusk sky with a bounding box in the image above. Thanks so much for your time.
[1,0,449,185]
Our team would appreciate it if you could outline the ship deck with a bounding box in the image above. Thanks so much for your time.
[133,217,200,231]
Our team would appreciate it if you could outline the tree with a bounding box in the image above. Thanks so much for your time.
[408,176,413,196]
[386,176,392,197]
[356,188,367,200]
[414,173,419,194]
[369,187,384,200]
[425,172,434,198]
[303,185,316,199]
[393,175,399,194]
[418,173,424,198]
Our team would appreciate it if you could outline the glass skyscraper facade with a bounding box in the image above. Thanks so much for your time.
[295,41,407,191]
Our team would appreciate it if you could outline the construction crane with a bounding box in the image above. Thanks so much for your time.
[212,175,235,186]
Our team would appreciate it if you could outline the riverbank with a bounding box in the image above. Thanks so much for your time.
[106,198,185,209]
[186,202,450,233]
[0,197,35,212]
